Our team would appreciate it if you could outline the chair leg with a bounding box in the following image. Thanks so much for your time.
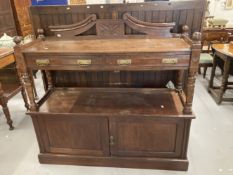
[203,66,208,78]
[2,102,14,130]
[198,66,201,74]
[0,83,14,130]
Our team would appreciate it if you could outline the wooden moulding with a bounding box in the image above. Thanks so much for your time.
[48,14,97,37]
[123,13,175,37]
[38,153,189,171]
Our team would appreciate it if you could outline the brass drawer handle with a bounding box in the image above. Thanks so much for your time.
[77,59,92,66]
[36,59,50,66]
[162,58,178,64]
[117,59,131,66]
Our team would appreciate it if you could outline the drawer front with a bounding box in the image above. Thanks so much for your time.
[25,55,190,70]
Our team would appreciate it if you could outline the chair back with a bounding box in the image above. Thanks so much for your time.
[202,30,230,53]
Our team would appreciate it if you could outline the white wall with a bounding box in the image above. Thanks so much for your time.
[209,0,233,23]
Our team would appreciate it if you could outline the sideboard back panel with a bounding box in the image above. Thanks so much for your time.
[30,1,206,36]
[30,1,206,88]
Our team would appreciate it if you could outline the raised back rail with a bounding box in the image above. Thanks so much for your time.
[30,1,206,37]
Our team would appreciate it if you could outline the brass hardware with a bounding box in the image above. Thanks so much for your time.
[77,59,92,66]
[117,59,131,65]
[162,58,178,64]
[110,136,115,146]
[36,59,50,66]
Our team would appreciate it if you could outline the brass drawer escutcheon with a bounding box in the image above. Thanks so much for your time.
[77,59,92,66]
[36,59,50,66]
[162,58,178,64]
[117,59,131,65]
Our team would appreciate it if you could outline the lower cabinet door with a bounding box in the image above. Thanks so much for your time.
[38,115,110,156]
[109,116,186,158]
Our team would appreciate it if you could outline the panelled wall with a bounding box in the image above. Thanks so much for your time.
[11,0,33,36]
[30,1,206,36]
[30,1,206,88]
[0,0,17,36]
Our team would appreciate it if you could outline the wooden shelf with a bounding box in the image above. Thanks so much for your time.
[33,88,192,118]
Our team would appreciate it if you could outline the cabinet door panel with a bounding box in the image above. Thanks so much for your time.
[110,116,185,158]
[38,115,109,156]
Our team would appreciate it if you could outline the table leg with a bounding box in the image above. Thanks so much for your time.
[217,58,230,104]
[209,54,217,90]
[0,83,14,130]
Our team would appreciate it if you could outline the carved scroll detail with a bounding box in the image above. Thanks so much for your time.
[96,20,124,36]
[49,14,97,37]
[123,13,175,37]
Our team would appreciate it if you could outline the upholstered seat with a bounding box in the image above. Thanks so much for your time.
[199,53,213,78]
[200,53,213,64]
[199,30,229,78]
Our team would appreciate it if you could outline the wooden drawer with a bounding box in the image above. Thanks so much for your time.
[25,54,190,70]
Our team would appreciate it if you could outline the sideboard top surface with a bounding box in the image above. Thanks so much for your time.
[32,88,191,117]
[22,37,190,54]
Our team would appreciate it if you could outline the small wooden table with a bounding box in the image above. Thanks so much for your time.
[0,47,28,130]
[209,43,233,104]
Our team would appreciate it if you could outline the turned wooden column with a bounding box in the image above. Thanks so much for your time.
[183,32,202,114]
[22,73,37,111]
[45,70,53,90]
[176,25,188,90]
[14,36,37,112]
[176,70,185,90]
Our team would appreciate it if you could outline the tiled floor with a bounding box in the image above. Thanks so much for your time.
[0,72,233,175]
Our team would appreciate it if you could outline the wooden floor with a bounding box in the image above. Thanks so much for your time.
[0,71,233,175]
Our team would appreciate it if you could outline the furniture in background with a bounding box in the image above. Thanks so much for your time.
[208,18,228,28]
[10,0,33,37]
[14,1,204,171]
[209,43,233,104]
[0,48,29,130]
[0,0,17,36]
[199,29,230,78]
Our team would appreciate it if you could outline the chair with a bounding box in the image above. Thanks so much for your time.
[199,30,230,78]
[0,48,29,130]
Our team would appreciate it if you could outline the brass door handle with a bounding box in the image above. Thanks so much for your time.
[77,59,92,66]
[117,59,131,66]
[36,59,50,66]
[162,58,178,64]
[110,136,115,146]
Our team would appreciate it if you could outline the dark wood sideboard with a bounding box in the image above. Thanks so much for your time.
[14,1,205,171]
